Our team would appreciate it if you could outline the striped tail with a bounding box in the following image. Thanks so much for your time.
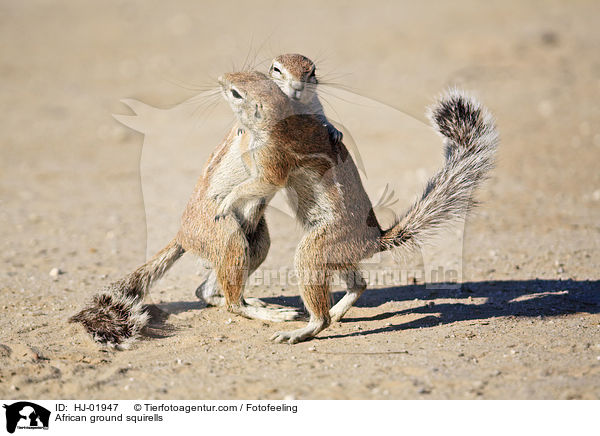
[70,239,184,348]
[379,89,498,251]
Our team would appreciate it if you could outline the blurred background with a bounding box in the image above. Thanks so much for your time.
[2,0,598,276]
[0,1,599,399]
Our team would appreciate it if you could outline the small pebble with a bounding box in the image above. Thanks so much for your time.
[49,267,62,279]
[540,31,559,46]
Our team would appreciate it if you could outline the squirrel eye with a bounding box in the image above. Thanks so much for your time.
[273,67,281,74]
[231,88,243,99]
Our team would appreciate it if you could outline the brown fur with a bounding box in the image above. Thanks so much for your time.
[70,55,341,347]
[218,72,381,343]
[70,55,330,347]
[217,74,498,344]
[271,54,316,81]
[70,60,497,348]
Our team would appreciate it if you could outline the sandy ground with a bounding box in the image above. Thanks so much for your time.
[1,0,599,400]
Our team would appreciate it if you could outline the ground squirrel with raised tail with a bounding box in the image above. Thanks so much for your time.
[216,72,498,344]
[70,54,340,348]
[71,64,498,347]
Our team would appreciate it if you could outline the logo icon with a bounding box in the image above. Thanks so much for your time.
[2,402,50,433]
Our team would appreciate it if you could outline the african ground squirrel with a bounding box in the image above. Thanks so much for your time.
[71,65,498,347]
[215,72,498,344]
[70,54,339,348]
[196,53,341,305]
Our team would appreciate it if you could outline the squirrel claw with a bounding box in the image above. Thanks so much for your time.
[326,124,343,146]
[214,214,226,221]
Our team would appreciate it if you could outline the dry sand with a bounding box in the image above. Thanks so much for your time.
[1,0,599,399]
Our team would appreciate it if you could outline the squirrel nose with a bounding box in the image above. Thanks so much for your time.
[291,81,304,91]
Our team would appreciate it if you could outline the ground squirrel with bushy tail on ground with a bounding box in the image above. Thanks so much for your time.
[70,54,340,348]
[215,72,498,344]
[71,63,498,347]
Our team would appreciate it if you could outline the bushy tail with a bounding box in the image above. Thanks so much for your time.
[70,239,184,348]
[379,89,498,251]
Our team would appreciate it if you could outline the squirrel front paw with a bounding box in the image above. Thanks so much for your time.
[214,207,229,221]
[326,124,343,146]
[215,197,233,221]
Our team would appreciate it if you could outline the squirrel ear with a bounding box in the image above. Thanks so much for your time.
[254,104,262,120]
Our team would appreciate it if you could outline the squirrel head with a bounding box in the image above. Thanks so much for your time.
[219,71,293,137]
[269,53,318,105]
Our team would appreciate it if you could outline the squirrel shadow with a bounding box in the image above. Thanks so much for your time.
[140,301,204,340]
[142,279,599,341]
[260,278,600,340]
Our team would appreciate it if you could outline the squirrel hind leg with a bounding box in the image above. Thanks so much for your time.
[194,273,268,309]
[270,317,330,344]
[330,269,367,322]
[230,304,303,322]
[195,271,224,306]
[270,278,332,344]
